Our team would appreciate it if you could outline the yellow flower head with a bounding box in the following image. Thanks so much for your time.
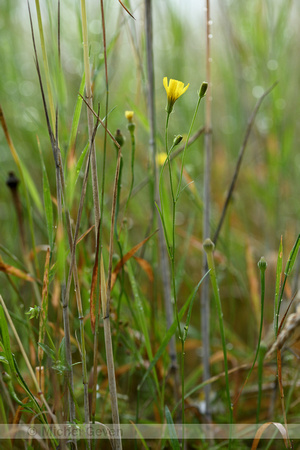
[125,110,134,122]
[163,77,189,114]
[156,152,168,167]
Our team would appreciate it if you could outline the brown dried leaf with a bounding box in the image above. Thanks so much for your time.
[0,256,34,282]
[133,256,153,281]
[245,238,260,327]
[251,422,288,449]
[13,397,30,425]
[111,230,157,288]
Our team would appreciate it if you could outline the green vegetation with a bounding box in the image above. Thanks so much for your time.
[0,1,300,448]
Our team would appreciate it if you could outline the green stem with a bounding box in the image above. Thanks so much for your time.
[164,112,184,430]
[125,124,136,213]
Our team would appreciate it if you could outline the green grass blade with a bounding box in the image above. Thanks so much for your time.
[284,234,300,277]
[20,160,43,214]
[183,273,208,342]
[38,143,54,250]
[276,234,300,335]
[75,143,89,184]
[67,72,86,156]
[0,306,15,375]
[274,236,283,336]
[165,405,180,450]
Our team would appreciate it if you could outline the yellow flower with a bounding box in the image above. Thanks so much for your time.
[125,110,134,122]
[156,152,168,166]
[163,77,189,114]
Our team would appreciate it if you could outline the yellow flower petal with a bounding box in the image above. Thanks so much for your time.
[156,152,168,166]
[163,77,189,113]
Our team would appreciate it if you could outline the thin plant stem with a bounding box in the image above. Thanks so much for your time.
[124,120,136,213]
[256,343,267,423]
[201,0,213,419]
[160,87,207,428]
[164,113,184,427]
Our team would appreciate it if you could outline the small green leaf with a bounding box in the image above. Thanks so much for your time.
[26,305,40,320]
[38,342,55,361]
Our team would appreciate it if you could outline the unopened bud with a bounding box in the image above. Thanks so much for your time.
[173,135,183,146]
[114,129,125,148]
[203,238,215,253]
[199,82,208,99]
[258,256,267,272]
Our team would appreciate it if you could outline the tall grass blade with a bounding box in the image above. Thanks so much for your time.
[38,139,54,251]
[165,405,180,450]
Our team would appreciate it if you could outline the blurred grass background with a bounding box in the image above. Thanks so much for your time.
[1,0,300,447]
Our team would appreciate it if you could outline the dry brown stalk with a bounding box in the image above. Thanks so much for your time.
[266,304,300,359]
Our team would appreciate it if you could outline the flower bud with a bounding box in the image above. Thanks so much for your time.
[114,129,125,148]
[173,135,183,146]
[125,111,134,122]
[258,256,267,272]
[199,82,208,99]
[203,238,215,253]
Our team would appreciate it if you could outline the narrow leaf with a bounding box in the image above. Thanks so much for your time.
[67,72,85,155]
[90,224,101,334]
[0,306,15,374]
[0,257,34,282]
[183,274,208,342]
[111,230,157,288]
[75,143,89,185]
[165,405,180,450]
[100,256,108,316]
[251,422,288,449]
[284,233,300,277]
[38,138,54,250]
[133,256,153,282]
[20,161,43,213]
[274,236,283,336]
